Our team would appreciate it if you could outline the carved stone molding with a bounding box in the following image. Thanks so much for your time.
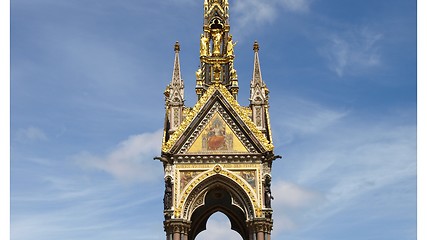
[247,219,273,234]
[177,101,257,154]
[164,219,191,234]
[180,173,256,220]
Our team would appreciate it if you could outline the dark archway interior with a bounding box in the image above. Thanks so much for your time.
[189,187,248,240]
[210,18,223,29]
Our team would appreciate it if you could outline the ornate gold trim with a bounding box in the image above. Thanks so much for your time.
[265,107,273,145]
[174,165,260,218]
[162,84,274,152]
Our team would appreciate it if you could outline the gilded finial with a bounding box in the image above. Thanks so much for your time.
[174,41,180,52]
[253,41,259,52]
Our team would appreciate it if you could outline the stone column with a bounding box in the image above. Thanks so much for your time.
[164,219,191,240]
[173,231,180,240]
[251,231,256,240]
[256,221,265,240]
[256,231,264,240]
[247,219,273,240]
[183,226,189,240]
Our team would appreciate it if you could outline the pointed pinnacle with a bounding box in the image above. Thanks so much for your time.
[174,41,180,52]
[253,41,259,52]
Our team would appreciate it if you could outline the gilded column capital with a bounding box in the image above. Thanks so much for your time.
[247,218,273,234]
[164,219,191,234]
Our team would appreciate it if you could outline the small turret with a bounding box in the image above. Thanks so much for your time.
[249,41,269,131]
[164,42,185,133]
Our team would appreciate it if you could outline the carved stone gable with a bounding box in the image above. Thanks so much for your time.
[164,84,273,155]
[186,110,250,153]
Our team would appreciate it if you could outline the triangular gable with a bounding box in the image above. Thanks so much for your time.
[162,84,274,154]
[187,111,249,154]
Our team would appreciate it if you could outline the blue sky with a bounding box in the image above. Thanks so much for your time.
[10,0,417,239]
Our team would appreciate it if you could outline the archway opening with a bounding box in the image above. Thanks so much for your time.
[188,186,249,240]
[195,212,243,240]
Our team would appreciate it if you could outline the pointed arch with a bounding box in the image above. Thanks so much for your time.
[182,173,256,240]
[195,212,243,240]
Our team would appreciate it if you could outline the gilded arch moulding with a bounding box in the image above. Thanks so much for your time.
[175,167,261,220]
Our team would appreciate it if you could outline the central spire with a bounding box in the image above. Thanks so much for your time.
[195,0,238,99]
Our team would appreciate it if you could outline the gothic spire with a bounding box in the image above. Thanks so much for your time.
[164,42,185,134]
[250,41,269,131]
[196,0,238,99]
[251,41,264,86]
[250,41,268,105]
[167,41,184,106]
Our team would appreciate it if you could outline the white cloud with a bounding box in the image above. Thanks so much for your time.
[271,181,323,232]
[279,0,311,12]
[11,173,165,240]
[271,108,416,235]
[273,181,321,209]
[12,151,166,240]
[75,130,163,183]
[268,94,416,236]
[320,27,383,77]
[15,126,48,142]
[324,126,415,202]
[295,123,415,185]
[233,0,311,32]
[271,95,348,144]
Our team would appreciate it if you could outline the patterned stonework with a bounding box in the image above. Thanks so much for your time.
[173,163,262,219]
[186,108,250,154]
[179,171,203,191]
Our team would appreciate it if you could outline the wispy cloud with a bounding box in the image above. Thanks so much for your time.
[12,153,165,240]
[272,181,323,231]
[319,27,383,77]
[75,130,163,184]
[279,0,311,12]
[270,101,416,235]
[233,0,311,32]
[14,126,48,142]
[12,176,164,240]
[266,93,416,237]
[271,95,348,144]
[274,181,322,209]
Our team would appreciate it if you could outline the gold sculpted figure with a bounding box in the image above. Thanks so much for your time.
[195,68,202,80]
[230,68,237,80]
[227,35,236,56]
[230,62,238,80]
[200,34,209,56]
[213,31,222,55]
[213,63,221,82]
